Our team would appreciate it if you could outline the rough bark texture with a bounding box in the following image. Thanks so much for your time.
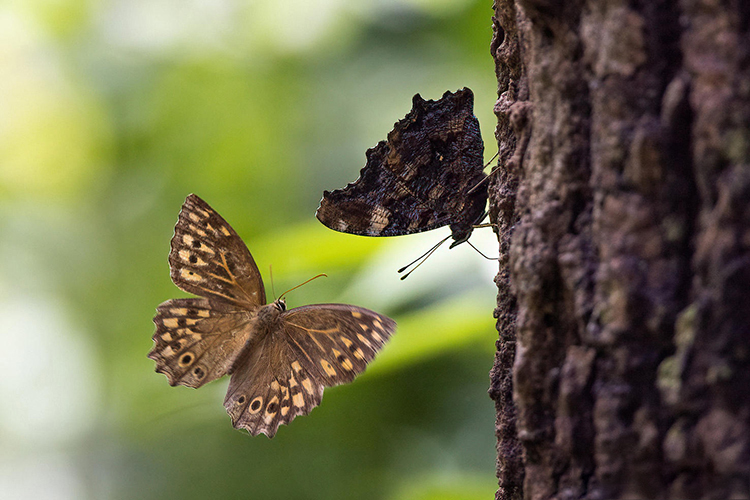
[488,1,528,499]
[488,1,750,499]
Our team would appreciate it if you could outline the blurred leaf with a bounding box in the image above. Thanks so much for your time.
[0,1,500,498]
[388,472,498,500]
[367,290,496,376]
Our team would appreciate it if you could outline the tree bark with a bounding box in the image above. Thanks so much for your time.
[488,1,750,499]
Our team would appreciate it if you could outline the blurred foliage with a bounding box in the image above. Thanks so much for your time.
[0,1,499,499]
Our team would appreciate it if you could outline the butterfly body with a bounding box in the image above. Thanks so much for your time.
[150,194,396,437]
[316,88,487,247]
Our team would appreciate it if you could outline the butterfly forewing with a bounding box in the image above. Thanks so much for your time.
[223,304,396,438]
[149,298,255,388]
[317,141,456,237]
[169,194,266,307]
[316,88,487,245]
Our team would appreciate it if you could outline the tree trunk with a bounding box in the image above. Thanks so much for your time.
[488,1,750,499]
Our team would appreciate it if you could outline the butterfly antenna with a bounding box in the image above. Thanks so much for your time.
[269,265,276,300]
[470,211,497,231]
[468,151,500,195]
[466,239,499,261]
[279,273,328,300]
[397,235,451,280]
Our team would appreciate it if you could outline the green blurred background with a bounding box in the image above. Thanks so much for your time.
[0,1,500,498]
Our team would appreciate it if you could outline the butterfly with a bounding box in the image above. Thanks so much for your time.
[315,88,488,275]
[149,194,396,438]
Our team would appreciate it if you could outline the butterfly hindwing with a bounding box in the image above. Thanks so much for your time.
[316,88,487,245]
[281,304,395,385]
[223,334,320,438]
[149,298,256,388]
[223,304,396,437]
[169,194,266,307]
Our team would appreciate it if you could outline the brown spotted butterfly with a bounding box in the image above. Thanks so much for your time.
[316,88,487,250]
[149,194,396,437]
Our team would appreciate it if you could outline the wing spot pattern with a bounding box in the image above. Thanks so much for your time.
[163,318,179,328]
[180,269,202,282]
[280,386,291,416]
[249,397,263,414]
[320,359,336,377]
[265,396,279,421]
[332,348,354,371]
[189,224,207,237]
[292,392,304,408]
[179,353,194,366]
[302,378,314,394]
[367,205,391,234]
[357,333,373,349]
[169,339,186,354]
[340,336,356,351]
[178,249,207,266]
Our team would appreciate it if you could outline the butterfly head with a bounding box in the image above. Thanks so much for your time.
[256,298,286,330]
[448,209,488,248]
[448,226,472,248]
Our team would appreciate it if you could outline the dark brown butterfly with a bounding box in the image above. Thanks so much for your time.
[149,194,396,438]
[316,88,487,258]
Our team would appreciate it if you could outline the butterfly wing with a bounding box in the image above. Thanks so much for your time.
[149,298,255,388]
[150,194,265,387]
[169,193,266,307]
[316,88,487,244]
[223,304,396,438]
